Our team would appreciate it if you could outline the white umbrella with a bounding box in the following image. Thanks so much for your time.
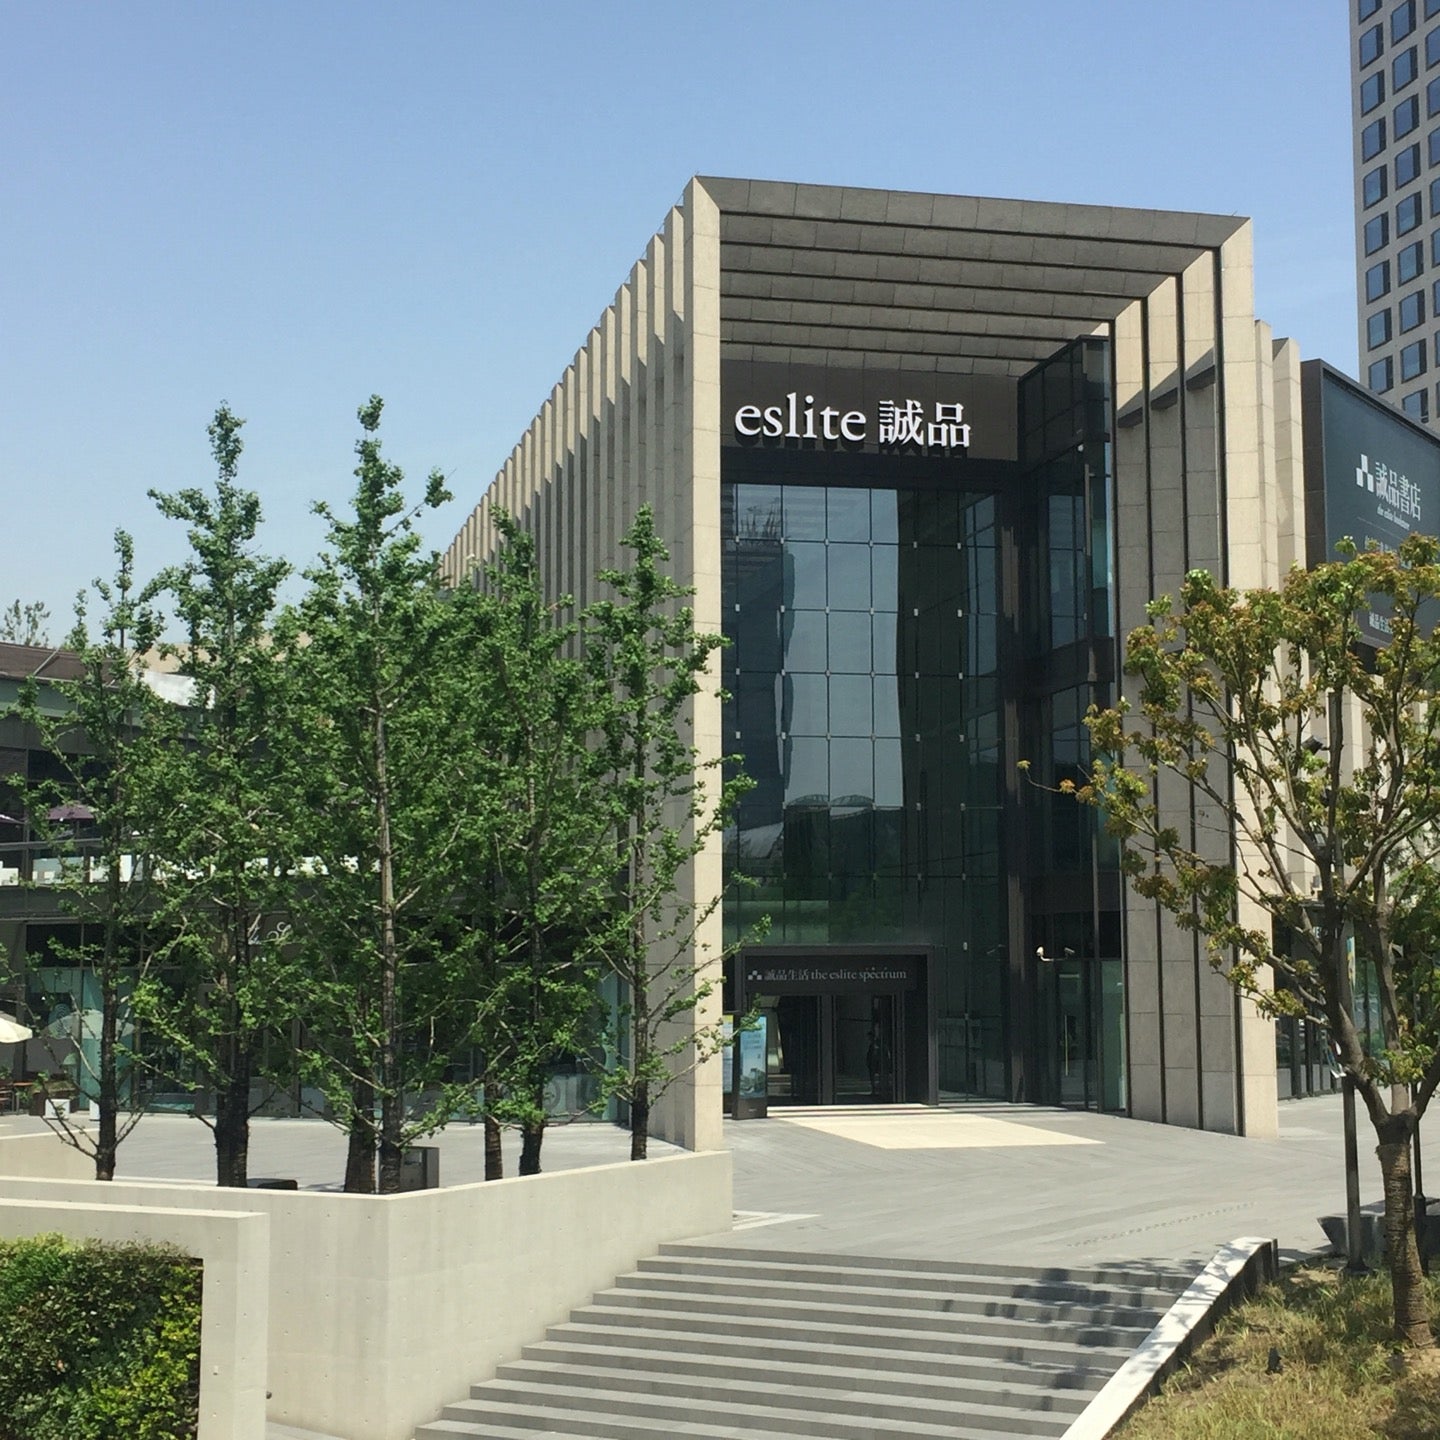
[0,1011,32,1044]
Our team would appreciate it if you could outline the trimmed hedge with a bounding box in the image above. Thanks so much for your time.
[0,1234,200,1440]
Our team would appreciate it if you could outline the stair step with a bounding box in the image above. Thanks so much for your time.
[544,1316,1135,1370]
[637,1252,1184,1310]
[618,1269,1166,1326]
[413,1243,1170,1439]
[518,1335,1114,1392]
[658,1242,1197,1292]
[581,1291,1153,1348]
[491,1357,1093,1421]
[417,1424,598,1440]
[441,1391,1069,1440]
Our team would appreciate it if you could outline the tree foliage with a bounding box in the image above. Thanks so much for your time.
[585,507,754,1160]
[4,400,754,1189]
[11,533,166,1179]
[445,516,615,1178]
[282,396,492,1193]
[1073,535,1440,1348]
[0,599,51,647]
[137,405,302,1188]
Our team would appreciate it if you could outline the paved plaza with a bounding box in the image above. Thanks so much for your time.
[91,1091,1394,1270]
[719,1097,1386,1269]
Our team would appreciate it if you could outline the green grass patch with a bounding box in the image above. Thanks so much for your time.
[1119,1265,1440,1440]
[0,1234,201,1440]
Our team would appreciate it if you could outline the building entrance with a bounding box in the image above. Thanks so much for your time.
[760,993,900,1105]
[733,948,937,1106]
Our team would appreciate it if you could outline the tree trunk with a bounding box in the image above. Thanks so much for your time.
[374,702,405,1196]
[214,1049,251,1188]
[630,1078,649,1162]
[483,1113,504,1181]
[1378,1125,1435,1348]
[95,901,120,1182]
[344,1077,376,1193]
[520,1105,545,1176]
[344,1126,376,1193]
[378,1100,404,1193]
[95,983,117,1181]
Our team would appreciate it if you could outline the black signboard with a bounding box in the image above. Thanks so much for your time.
[742,955,920,995]
[1303,362,1440,645]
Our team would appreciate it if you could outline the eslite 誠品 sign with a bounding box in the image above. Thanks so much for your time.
[732,392,972,451]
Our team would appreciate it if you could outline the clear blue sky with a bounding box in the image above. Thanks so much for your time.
[2,1,1353,632]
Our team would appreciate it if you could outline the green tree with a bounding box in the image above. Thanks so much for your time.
[285,395,482,1194]
[0,599,51,647]
[585,507,754,1161]
[10,533,167,1179]
[453,516,614,1177]
[1072,537,1440,1350]
[138,405,300,1188]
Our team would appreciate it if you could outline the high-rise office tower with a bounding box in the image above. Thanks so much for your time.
[1352,0,1440,425]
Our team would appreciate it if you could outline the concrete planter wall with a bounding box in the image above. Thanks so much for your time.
[0,1148,733,1440]
[0,1127,94,1180]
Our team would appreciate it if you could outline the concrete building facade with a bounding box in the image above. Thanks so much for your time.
[444,177,1307,1147]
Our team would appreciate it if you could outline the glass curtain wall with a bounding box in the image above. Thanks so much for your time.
[722,335,1121,1110]
[721,474,1007,1097]
[1017,337,1125,1111]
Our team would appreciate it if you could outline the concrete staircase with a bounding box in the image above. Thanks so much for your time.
[414,1242,1197,1440]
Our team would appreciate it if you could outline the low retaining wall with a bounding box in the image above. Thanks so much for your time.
[1061,1236,1280,1440]
[0,1195,269,1440]
[0,1126,97,1180]
[0,1148,733,1440]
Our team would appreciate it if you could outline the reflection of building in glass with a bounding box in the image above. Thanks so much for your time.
[450,177,1320,1148]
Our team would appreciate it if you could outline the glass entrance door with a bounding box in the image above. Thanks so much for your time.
[1037,955,1126,1110]
[833,994,898,1103]
[764,995,821,1104]
[1054,958,1093,1105]
[759,992,902,1105]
